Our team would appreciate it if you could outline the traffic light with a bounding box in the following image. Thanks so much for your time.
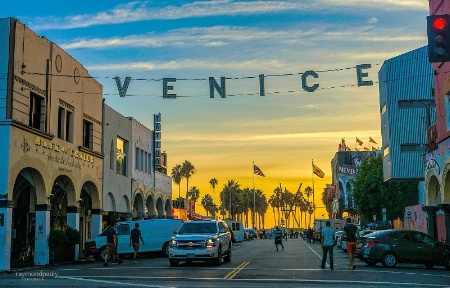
[427,14,450,62]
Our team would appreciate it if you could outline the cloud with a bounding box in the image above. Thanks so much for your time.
[368,17,379,24]
[29,0,427,31]
[60,25,424,51]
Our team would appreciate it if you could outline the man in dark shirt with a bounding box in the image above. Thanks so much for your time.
[342,217,358,270]
[104,223,122,266]
[129,222,145,264]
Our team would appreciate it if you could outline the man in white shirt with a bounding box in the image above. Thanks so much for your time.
[320,221,334,270]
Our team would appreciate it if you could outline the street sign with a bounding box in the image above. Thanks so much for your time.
[373,215,376,221]
[382,208,386,214]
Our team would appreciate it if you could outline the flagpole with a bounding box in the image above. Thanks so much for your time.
[253,161,256,229]
[312,159,315,228]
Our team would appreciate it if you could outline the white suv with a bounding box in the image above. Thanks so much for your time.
[168,219,232,266]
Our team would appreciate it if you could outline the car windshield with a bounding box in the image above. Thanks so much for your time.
[179,222,217,234]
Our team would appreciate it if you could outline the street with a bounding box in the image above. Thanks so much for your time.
[1,238,449,288]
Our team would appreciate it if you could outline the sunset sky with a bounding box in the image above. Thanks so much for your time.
[3,1,429,228]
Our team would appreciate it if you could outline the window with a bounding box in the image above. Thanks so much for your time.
[400,144,424,152]
[135,147,141,171]
[116,137,128,176]
[29,92,45,131]
[110,140,114,170]
[141,149,145,171]
[148,154,152,174]
[57,108,73,142]
[117,224,130,236]
[83,120,93,149]
[381,104,387,115]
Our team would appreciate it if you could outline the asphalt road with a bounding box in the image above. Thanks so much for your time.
[1,237,449,287]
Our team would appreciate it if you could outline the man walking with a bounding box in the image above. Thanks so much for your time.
[104,223,122,266]
[274,226,284,251]
[320,221,334,270]
[130,222,145,264]
[342,217,358,270]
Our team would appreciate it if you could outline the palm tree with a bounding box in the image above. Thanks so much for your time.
[209,178,218,217]
[186,186,200,203]
[221,179,240,220]
[181,160,196,198]
[241,187,253,227]
[171,164,183,198]
[268,194,278,225]
[201,194,216,217]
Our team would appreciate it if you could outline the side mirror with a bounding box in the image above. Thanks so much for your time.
[173,230,178,234]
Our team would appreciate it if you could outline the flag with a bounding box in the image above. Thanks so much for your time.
[372,147,377,151]
[364,147,369,151]
[356,137,363,146]
[369,137,377,144]
[254,165,265,177]
[312,163,325,178]
[355,147,360,151]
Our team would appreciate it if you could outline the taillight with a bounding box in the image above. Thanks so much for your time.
[365,240,376,248]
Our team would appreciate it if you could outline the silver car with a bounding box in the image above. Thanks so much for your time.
[168,219,232,266]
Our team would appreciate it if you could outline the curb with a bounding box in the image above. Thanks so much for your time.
[0,258,96,275]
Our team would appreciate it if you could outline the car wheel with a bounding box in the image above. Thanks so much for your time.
[94,246,108,262]
[162,241,170,258]
[444,256,450,271]
[213,246,222,266]
[363,259,377,266]
[224,245,232,263]
[424,263,434,270]
[169,259,179,267]
[381,252,397,268]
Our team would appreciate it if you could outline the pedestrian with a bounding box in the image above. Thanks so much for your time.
[274,226,284,251]
[320,221,334,270]
[104,222,122,266]
[130,222,145,264]
[342,217,358,270]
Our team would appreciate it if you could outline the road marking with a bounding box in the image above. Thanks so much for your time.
[58,276,175,287]
[58,275,450,287]
[223,261,250,279]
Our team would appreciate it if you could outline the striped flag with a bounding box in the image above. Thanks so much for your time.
[369,137,377,144]
[372,147,377,151]
[312,163,325,178]
[364,147,369,151]
[254,165,265,177]
[356,137,363,146]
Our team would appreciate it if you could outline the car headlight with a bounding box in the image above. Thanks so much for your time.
[169,239,177,247]
[206,238,217,248]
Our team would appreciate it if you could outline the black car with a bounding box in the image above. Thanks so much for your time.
[244,228,257,240]
[360,229,450,270]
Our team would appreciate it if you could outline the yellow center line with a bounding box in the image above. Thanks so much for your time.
[224,261,250,279]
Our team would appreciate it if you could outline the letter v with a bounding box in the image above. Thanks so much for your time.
[115,76,132,97]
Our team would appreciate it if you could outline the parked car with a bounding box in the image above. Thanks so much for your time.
[168,219,232,266]
[355,230,375,259]
[244,228,257,240]
[334,231,343,246]
[338,234,347,252]
[360,229,450,270]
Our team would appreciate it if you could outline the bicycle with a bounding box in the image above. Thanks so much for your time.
[18,245,34,268]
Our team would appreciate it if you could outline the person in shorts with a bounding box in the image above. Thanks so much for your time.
[342,217,358,270]
[104,223,122,266]
[129,222,145,264]
[274,226,284,251]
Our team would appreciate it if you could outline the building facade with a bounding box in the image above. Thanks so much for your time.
[0,18,104,270]
[102,104,172,229]
[422,0,450,244]
[331,147,378,219]
[378,46,435,185]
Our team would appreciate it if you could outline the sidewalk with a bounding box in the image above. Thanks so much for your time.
[1,257,96,275]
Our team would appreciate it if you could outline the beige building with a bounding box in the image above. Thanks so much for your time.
[0,18,103,270]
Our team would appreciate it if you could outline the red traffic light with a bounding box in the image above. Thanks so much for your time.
[434,17,447,30]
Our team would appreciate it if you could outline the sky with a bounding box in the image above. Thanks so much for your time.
[3,0,430,228]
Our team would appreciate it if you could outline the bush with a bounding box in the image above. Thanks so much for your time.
[48,229,67,248]
[65,226,80,246]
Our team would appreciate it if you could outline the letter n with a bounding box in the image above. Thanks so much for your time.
[209,77,226,98]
